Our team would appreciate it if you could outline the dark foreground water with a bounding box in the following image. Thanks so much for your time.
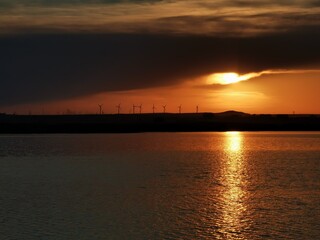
[0,132,319,239]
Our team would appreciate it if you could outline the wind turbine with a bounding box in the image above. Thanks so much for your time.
[196,105,199,113]
[152,104,156,114]
[116,104,121,114]
[178,104,182,114]
[162,105,167,113]
[132,104,136,114]
[98,104,103,115]
[138,104,142,114]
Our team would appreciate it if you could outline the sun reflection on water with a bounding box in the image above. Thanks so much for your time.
[226,131,242,152]
[218,131,248,239]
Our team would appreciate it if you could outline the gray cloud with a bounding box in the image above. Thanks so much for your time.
[1,0,320,35]
[0,0,163,8]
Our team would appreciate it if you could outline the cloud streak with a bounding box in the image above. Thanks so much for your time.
[0,0,320,35]
[205,69,320,86]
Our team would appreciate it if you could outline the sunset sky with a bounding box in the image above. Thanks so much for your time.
[1,0,320,114]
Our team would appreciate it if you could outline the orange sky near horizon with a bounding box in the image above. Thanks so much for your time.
[3,71,319,115]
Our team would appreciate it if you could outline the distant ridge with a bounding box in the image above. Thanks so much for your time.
[216,110,250,117]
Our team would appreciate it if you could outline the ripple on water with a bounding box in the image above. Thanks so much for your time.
[0,132,319,239]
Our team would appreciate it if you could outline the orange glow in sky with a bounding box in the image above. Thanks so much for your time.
[3,70,320,115]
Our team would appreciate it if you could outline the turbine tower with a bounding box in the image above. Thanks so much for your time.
[162,105,166,113]
[116,104,121,114]
[178,104,182,114]
[132,104,136,114]
[196,105,199,113]
[98,104,103,115]
[138,104,142,114]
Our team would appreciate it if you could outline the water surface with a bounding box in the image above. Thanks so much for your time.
[0,132,319,239]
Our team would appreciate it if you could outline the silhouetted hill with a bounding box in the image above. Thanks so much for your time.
[216,110,250,117]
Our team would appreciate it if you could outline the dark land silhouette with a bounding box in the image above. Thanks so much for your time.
[0,111,319,133]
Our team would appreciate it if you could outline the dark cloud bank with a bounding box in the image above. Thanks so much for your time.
[1,26,320,106]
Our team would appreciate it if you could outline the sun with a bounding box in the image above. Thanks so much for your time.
[206,71,263,85]
[219,73,240,84]
[207,72,241,85]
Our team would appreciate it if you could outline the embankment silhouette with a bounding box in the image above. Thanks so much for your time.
[0,111,319,133]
